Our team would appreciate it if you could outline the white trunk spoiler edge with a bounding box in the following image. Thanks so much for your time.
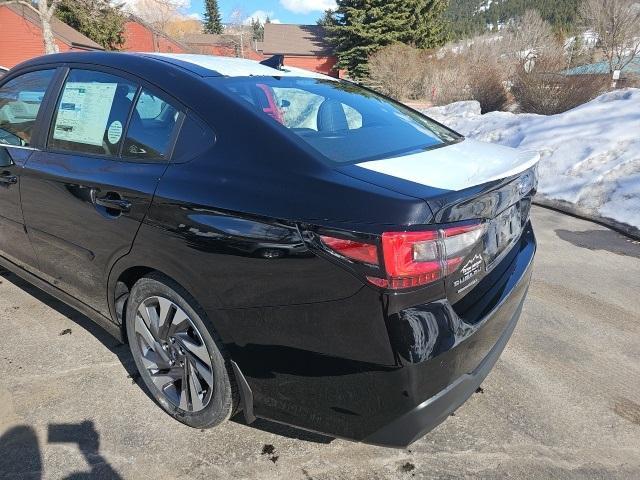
[356,138,540,192]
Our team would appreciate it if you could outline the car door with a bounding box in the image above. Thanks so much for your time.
[0,68,56,271]
[21,67,182,316]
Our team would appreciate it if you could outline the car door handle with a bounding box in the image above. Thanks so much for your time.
[94,195,132,213]
[0,173,17,185]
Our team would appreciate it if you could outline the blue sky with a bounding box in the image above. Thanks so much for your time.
[187,0,336,25]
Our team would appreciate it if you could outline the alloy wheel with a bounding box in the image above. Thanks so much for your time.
[133,296,214,412]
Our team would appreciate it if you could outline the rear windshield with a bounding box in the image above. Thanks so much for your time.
[217,77,461,164]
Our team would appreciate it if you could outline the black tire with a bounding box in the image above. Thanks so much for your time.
[126,272,237,428]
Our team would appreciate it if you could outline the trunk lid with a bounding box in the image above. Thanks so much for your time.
[338,138,539,204]
[337,138,539,302]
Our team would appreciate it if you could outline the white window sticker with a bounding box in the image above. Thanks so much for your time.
[107,120,122,144]
[53,82,117,146]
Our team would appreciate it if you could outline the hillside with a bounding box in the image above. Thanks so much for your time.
[446,0,581,39]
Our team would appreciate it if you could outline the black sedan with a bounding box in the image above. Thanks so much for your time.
[0,52,538,447]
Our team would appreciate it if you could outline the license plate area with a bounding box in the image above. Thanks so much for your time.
[485,203,524,269]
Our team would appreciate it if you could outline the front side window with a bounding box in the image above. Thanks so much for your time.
[49,69,137,156]
[220,77,460,164]
[0,69,55,147]
[122,89,180,160]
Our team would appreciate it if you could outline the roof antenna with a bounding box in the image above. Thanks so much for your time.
[260,55,285,71]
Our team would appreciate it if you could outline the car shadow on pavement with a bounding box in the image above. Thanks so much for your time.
[0,420,123,479]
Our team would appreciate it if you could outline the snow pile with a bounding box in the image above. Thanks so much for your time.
[423,89,640,230]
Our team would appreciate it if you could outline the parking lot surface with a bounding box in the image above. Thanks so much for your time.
[0,206,639,479]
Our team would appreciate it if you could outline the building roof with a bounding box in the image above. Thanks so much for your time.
[145,53,335,79]
[4,2,103,50]
[566,58,640,76]
[261,24,332,56]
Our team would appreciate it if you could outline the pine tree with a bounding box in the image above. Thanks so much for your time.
[203,0,223,34]
[445,0,582,40]
[401,0,450,48]
[327,0,406,78]
[445,0,485,38]
[317,9,336,26]
[251,18,264,41]
[327,0,449,79]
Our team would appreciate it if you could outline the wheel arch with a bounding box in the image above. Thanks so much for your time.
[107,259,234,347]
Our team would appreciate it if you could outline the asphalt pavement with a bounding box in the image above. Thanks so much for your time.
[0,206,639,479]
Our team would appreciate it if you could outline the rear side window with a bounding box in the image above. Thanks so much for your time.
[171,114,214,163]
[49,69,137,156]
[220,77,460,164]
[122,89,180,160]
[0,69,55,147]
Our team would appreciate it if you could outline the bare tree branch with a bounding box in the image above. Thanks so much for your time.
[581,0,640,74]
[506,10,557,67]
[126,0,188,36]
[35,0,59,53]
[227,8,247,58]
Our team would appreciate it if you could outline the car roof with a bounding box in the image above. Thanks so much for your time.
[12,52,335,81]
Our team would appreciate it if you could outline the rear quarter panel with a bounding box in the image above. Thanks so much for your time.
[113,84,434,315]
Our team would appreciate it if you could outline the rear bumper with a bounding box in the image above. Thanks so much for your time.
[364,227,535,447]
[364,286,526,447]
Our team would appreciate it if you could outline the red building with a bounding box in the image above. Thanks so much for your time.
[183,33,264,61]
[0,4,339,77]
[121,16,189,53]
[0,1,102,69]
[260,24,339,77]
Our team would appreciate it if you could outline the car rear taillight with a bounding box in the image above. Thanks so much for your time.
[380,230,440,289]
[320,223,485,290]
[441,224,486,273]
[379,224,485,289]
[319,236,379,265]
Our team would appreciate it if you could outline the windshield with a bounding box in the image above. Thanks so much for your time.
[217,77,461,164]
